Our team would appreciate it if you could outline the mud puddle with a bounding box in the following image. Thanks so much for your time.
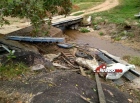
[65,29,140,57]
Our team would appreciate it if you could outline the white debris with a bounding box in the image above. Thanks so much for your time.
[106,63,135,80]
[53,63,69,69]
[76,57,99,71]
[31,64,45,71]
[134,12,140,17]
[44,53,61,62]
[82,16,92,26]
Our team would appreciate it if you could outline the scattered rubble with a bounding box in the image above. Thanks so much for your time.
[0,26,140,103]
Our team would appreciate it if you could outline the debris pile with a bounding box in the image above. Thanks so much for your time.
[0,36,139,103]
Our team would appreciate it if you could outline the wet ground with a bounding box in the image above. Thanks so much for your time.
[65,29,140,57]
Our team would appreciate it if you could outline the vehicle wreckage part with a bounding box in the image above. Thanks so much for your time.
[97,49,140,76]
[123,71,138,81]
[96,49,139,85]
[7,36,65,43]
[96,52,113,64]
[75,51,93,60]
[106,63,135,80]
[129,69,140,77]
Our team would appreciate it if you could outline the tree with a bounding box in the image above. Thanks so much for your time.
[0,0,72,36]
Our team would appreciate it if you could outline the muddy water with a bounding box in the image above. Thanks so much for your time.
[65,30,140,57]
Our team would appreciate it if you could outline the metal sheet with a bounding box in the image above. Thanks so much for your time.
[7,36,64,43]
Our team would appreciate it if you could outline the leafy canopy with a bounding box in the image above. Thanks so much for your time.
[0,0,72,35]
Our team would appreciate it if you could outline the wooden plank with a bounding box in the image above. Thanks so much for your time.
[95,73,106,103]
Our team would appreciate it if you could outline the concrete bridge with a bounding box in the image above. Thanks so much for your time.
[0,15,83,34]
[51,15,83,28]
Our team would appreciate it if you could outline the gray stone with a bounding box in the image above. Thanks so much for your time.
[121,36,128,40]
[0,37,39,53]
[31,64,45,71]
[81,16,92,26]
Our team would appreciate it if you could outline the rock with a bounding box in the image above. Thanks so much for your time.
[124,20,131,26]
[1,51,45,66]
[44,53,61,62]
[0,37,39,53]
[121,36,128,40]
[94,25,101,30]
[31,64,45,71]
[86,26,94,32]
[132,21,139,25]
[81,16,92,26]
[44,60,55,71]
[70,24,79,30]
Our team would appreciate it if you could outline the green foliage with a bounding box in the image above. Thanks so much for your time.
[0,62,28,79]
[7,50,16,60]
[113,31,135,41]
[129,57,140,66]
[73,0,104,3]
[92,0,140,24]
[114,37,121,41]
[72,0,105,12]
[123,55,140,66]
[0,0,72,36]
[99,32,104,36]
[79,27,90,33]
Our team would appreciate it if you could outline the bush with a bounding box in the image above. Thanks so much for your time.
[79,28,90,33]
[0,0,72,36]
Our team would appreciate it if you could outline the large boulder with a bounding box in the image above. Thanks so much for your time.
[1,51,45,66]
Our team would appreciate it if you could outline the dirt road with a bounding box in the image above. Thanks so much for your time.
[71,0,119,16]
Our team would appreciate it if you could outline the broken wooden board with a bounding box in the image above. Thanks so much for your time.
[95,73,106,103]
